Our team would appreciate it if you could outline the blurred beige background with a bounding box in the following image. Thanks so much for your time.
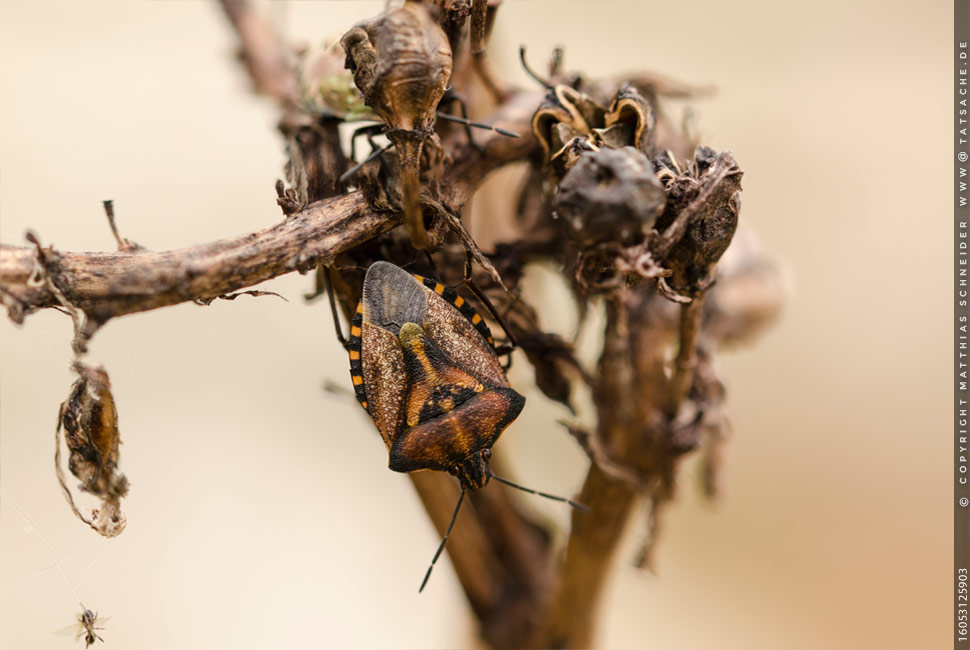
[0,1,951,648]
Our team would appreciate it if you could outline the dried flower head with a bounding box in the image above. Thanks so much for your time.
[341,1,453,249]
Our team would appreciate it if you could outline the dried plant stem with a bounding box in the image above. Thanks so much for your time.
[219,0,299,106]
[0,94,536,329]
[666,294,705,418]
[534,464,639,648]
[0,193,384,326]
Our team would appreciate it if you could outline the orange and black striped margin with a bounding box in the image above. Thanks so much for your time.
[412,275,496,349]
[347,302,368,411]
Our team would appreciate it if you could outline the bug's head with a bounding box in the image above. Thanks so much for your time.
[449,448,492,491]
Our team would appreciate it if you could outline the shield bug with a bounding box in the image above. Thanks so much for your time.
[344,261,585,590]
[348,261,522,489]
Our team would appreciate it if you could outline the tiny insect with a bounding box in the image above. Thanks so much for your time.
[345,261,585,590]
[54,608,107,648]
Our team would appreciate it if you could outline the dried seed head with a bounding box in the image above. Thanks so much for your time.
[533,83,657,176]
[700,227,786,347]
[596,84,656,154]
[299,39,373,120]
[654,147,743,298]
[340,1,453,248]
[532,85,605,162]
[340,1,452,131]
[555,147,666,249]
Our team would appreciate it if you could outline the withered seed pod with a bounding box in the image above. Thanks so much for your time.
[555,146,666,249]
[531,82,658,199]
[341,1,453,249]
[56,362,129,537]
[655,147,743,297]
[532,85,606,163]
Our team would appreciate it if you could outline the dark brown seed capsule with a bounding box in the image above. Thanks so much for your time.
[655,147,743,297]
[554,146,667,249]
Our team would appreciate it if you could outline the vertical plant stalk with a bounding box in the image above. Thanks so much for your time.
[535,464,639,648]
[666,294,705,418]
[535,292,656,647]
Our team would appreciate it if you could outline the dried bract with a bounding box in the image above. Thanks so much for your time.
[533,83,655,180]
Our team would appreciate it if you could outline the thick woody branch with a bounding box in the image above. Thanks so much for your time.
[0,93,539,330]
[0,192,385,327]
[534,464,639,649]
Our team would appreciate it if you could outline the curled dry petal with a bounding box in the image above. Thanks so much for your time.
[56,362,129,537]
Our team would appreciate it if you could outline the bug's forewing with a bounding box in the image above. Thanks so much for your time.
[360,323,406,449]
[421,291,508,389]
[51,623,82,637]
[361,261,428,448]
[362,261,427,334]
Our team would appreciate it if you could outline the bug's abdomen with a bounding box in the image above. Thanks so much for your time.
[389,386,525,473]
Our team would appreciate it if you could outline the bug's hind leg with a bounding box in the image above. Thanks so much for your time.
[340,124,392,184]
[462,252,518,367]
[325,265,351,351]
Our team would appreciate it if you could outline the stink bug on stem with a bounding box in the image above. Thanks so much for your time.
[341,261,585,590]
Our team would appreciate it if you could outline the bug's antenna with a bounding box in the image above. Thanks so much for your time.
[519,45,554,90]
[339,143,394,184]
[435,112,520,138]
[490,474,589,511]
[419,488,466,593]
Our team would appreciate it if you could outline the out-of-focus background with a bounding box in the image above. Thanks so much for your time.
[0,1,951,648]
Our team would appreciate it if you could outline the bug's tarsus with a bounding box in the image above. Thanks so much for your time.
[339,142,394,184]
[490,473,589,511]
[419,488,466,593]
[347,123,385,162]
[423,251,440,278]
[435,111,520,139]
[519,45,554,90]
[325,266,351,351]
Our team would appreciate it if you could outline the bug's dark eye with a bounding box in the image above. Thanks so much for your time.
[448,466,459,476]
[483,448,492,460]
